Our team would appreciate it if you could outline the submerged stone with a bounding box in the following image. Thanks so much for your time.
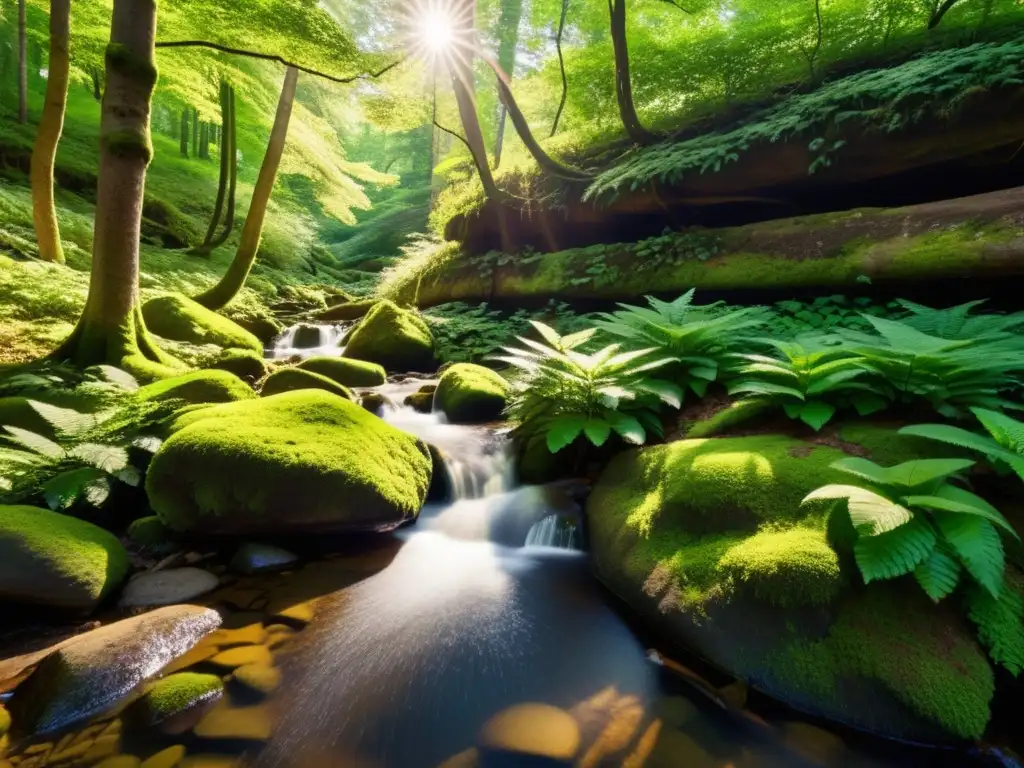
[147,391,432,535]
[7,605,221,735]
[0,505,129,611]
[479,703,580,761]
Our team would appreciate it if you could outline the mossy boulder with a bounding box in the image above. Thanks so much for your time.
[260,368,354,400]
[342,300,436,373]
[146,391,433,535]
[587,435,994,743]
[126,516,176,553]
[128,672,224,727]
[142,294,262,353]
[138,370,255,406]
[0,505,129,611]
[434,364,508,424]
[0,396,57,438]
[297,356,386,387]
[404,390,434,414]
[318,298,378,322]
[210,349,268,382]
[291,323,324,349]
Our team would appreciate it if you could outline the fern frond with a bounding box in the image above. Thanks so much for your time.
[914,544,962,602]
[933,512,1005,599]
[854,515,937,584]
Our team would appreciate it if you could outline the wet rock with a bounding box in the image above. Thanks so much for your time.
[193,702,272,742]
[119,568,220,608]
[360,392,393,413]
[208,645,273,671]
[290,323,324,349]
[208,623,267,648]
[141,745,187,768]
[128,672,224,728]
[479,703,580,762]
[7,605,221,735]
[95,757,141,768]
[229,543,298,576]
[231,663,281,699]
[404,390,434,414]
[0,505,129,612]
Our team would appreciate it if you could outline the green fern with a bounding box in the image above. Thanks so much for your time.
[900,407,1024,483]
[967,576,1024,676]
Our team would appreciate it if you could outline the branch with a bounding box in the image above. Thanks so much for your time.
[154,40,406,84]
[655,0,695,12]
[928,0,964,28]
[433,119,472,154]
[550,0,570,137]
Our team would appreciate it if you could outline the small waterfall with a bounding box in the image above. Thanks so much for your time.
[525,513,579,549]
[270,323,348,360]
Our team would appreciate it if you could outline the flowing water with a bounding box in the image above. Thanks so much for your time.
[270,323,348,359]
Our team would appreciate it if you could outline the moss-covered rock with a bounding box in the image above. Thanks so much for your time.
[138,370,255,406]
[342,300,436,373]
[297,357,386,387]
[587,436,994,742]
[126,516,176,552]
[291,323,325,349]
[318,298,379,322]
[434,364,508,424]
[129,673,224,727]
[147,391,433,535]
[404,390,434,414]
[0,505,129,611]
[142,294,262,353]
[210,349,268,382]
[260,368,354,400]
[0,396,57,438]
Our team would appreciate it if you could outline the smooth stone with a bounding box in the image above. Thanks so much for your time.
[119,568,219,607]
[479,703,580,761]
[208,645,273,670]
[207,623,267,648]
[7,605,221,735]
[130,673,224,728]
[229,543,297,575]
[232,664,281,699]
[193,702,272,741]
[141,745,187,768]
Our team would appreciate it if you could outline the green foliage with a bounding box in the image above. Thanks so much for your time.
[728,336,887,431]
[593,290,769,403]
[900,407,1024,483]
[770,295,904,337]
[496,322,676,453]
[804,456,1021,672]
[966,574,1024,677]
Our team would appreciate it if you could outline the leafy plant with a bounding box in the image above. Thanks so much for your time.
[496,321,678,453]
[727,336,887,430]
[900,408,1024,483]
[592,289,769,403]
[770,295,902,337]
[804,457,1023,672]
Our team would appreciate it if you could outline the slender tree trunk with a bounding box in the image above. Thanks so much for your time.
[802,0,824,82]
[199,121,209,159]
[52,0,177,378]
[493,0,523,168]
[18,0,28,123]
[208,85,237,249]
[193,81,230,255]
[30,0,71,264]
[451,66,503,203]
[929,0,964,29]
[91,67,102,101]
[488,64,591,180]
[191,107,199,158]
[551,0,570,137]
[609,0,655,145]
[179,108,189,156]
[194,68,297,310]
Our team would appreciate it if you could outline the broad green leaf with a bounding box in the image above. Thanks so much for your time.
[829,457,890,486]
[898,424,1018,464]
[560,328,598,350]
[851,393,890,416]
[608,413,646,445]
[635,379,683,409]
[933,511,1005,599]
[84,477,112,508]
[798,401,836,431]
[804,485,911,535]
[42,467,106,511]
[914,545,962,602]
[903,484,1018,539]
[529,321,563,349]
[546,416,586,453]
[854,515,937,584]
[583,419,611,447]
[727,381,805,400]
[882,459,976,490]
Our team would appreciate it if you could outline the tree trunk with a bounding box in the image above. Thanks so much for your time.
[550,0,570,137]
[91,67,102,101]
[193,81,230,255]
[199,121,209,159]
[929,0,964,29]
[18,0,28,123]
[208,85,237,249]
[802,0,824,82]
[488,65,591,180]
[179,108,189,156]
[451,67,503,203]
[194,68,297,310]
[30,0,71,265]
[52,0,177,378]
[191,107,199,158]
[609,0,655,145]
[492,0,523,168]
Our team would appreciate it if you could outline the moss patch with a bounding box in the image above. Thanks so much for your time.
[297,356,386,387]
[686,399,771,438]
[0,505,129,610]
[343,300,436,372]
[127,516,175,551]
[434,363,509,424]
[318,298,379,322]
[142,294,262,354]
[261,368,354,400]
[210,349,268,382]
[132,672,224,726]
[147,391,433,534]
[138,370,255,406]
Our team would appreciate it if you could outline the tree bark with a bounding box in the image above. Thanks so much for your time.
[192,107,199,158]
[179,108,189,156]
[492,0,523,168]
[199,121,209,159]
[609,0,656,145]
[91,67,102,101]
[929,0,964,29]
[208,85,237,249]
[52,0,177,377]
[18,0,28,123]
[194,68,297,310]
[193,80,230,255]
[30,0,71,264]
[802,0,823,82]
[550,0,570,137]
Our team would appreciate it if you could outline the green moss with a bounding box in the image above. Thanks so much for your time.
[297,356,386,387]
[132,672,223,726]
[138,369,255,405]
[126,516,175,551]
[343,300,436,372]
[404,390,434,414]
[105,42,159,90]
[318,299,379,322]
[0,505,129,610]
[766,585,994,740]
[103,130,154,166]
[0,396,57,438]
[261,368,354,400]
[141,294,262,353]
[210,349,268,382]
[147,391,433,534]
[686,399,771,438]
[434,363,509,424]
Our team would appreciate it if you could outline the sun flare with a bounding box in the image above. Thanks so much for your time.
[402,0,471,70]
